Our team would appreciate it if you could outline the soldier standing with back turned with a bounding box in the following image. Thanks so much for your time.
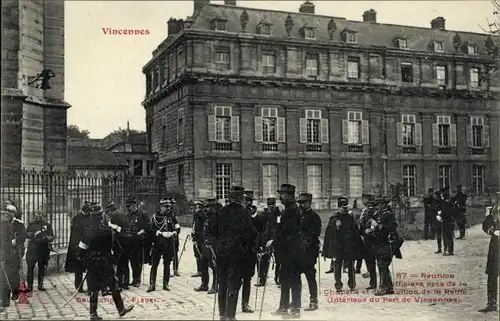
[204,198,220,294]
[192,201,210,292]
[256,197,280,287]
[240,190,257,313]
[358,196,378,290]
[423,188,437,240]
[437,187,455,256]
[451,184,467,240]
[298,193,322,311]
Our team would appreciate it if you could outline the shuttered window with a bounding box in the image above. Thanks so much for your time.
[467,116,489,148]
[208,106,239,143]
[343,111,368,145]
[255,108,285,145]
[433,116,455,147]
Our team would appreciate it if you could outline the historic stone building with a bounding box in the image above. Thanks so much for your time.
[142,0,499,208]
[1,0,70,177]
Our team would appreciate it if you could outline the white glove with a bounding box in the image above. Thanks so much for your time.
[266,240,273,248]
[437,211,442,215]
[436,215,442,222]
[162,232,173,238]
[11,239,16,246]
[371,220,377,227]
[494,230,499,237]
[156,230,161,236]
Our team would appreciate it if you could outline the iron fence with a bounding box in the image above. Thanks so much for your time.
[1,168,166,248]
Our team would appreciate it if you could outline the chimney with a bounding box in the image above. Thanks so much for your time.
[431,17,445,30]
[167,18,179,36]
[224,0,236,5]
[193,0,210,14]
[299,1,315,14]
[363,9,376,23]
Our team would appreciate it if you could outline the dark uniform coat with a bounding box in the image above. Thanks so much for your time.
[274,202,304,272]
[322,210,360,261]
[372,208,402,259]
[192,209,207,259]
[259,207,281,250]
[26,220,54,263]
[148,213,181,262]
[483,205,499,276]
[11,218,28,271]
[65,212,90,273]
[299,208,322,269]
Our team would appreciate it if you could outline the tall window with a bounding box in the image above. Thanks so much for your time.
[161,116,167,149]
[437,116,451,146]
[262,52,276,73]
[307,165,322,198]
[468,44,478,55]
[438,165,452,189]
[177,164,184,191]
[469,67,479,87]
[436,65,447,86]
[346,31,357,43]
[471,116,484,147]
[401,62,413,83]
[215,50,230,68]
[434,41,444,52]
[403,165,416,197]
[347,58,360,79]
[306,110,321,143]
[348,111,362,144]
[348,165,363,198]
[472,165,484,195]
[306,54,318,76]
[402,114,415,145]
[215,164,232,200]
[177,108,185,144]
[398,38,408,49]
[262,108,277,142]
[262,164,278,198]
[215,106,231,142]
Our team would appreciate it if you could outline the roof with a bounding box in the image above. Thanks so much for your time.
[67,146,128,168]
[190,3,495,56]
[101,131,147,151]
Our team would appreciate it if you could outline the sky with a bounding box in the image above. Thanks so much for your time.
[64,0,495,138]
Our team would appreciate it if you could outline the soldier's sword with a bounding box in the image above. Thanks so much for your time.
[177,234,190,265]
[62,273,87,308]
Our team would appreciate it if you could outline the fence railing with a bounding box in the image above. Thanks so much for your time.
[1,168,166,248]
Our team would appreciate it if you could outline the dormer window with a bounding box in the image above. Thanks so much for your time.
[257,21,272,35]
[212,19,227,31]
[304,27,315,39]
[342,29,357,43]
[397,38,408,49]
[468,44,478,55]
[434,41,444,53]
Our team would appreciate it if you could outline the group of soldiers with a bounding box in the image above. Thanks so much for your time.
[0,201,56,312]
[423,184,468,256]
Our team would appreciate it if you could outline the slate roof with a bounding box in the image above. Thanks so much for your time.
[190,3,496,56]
[67,146,128,168]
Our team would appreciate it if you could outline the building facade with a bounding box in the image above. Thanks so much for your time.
[142,0,499,208]
[1,0,70,176]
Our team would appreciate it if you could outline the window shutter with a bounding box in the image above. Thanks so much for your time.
[396,122,403,146]
[320,119,329,144]
[483,125,490,147]
[277,117,286,143]
[432,123,439,146]
[299,118,307,143]
[449,124,457,147]
[162,116,168,148]
[361,120,369,145]
[207,115,216,142]
[231,116,240,142]
[254,116,263,142]
[466,125,473,147]
[342,119,349,144]
[415,123,422,146]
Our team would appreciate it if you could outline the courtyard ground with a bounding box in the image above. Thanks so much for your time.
[0,225,497,321]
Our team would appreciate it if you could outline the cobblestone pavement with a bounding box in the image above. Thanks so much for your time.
[1,226,498,321]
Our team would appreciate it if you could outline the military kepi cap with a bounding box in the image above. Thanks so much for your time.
[375,196,389,205]
[104,202,117,212]
[229,186,245,196]
[277,184,296,194]
[267,197,276,205]
[89,203,103,215]
[244,190,254,200]
[338,196,349,207]
[298,193,313,203]
[159,198,171,206]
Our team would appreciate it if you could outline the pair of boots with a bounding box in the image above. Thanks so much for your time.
[194,283,217,294]
[89,290,133,321]
[146,265,170,292]
[304,297,318,311]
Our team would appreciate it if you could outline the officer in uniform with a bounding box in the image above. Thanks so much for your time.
[240,190,257,313]
[423,188,437,240]
[322,197,359,292]
[256,197,280,287]
[1,202,16,310]
[192,200,210,291]
[203,198,219,294]
[267,184,304,318]
[437,187,455,256]
[298,193,322,311]
[10,205,28,300]
[115,198,148,288]
[65,201,91,293]
[78,203,134,320]
[371,197,400,296]
[205,186,257,321]
[25,210,54,292]
[169,198,181,277]
[355,193,373,273]
[146,199,180,292]
[479,199,499,313]
[452,184,468,239]
[358,197,378,290]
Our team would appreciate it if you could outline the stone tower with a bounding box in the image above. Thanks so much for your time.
[1,0,70,177]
